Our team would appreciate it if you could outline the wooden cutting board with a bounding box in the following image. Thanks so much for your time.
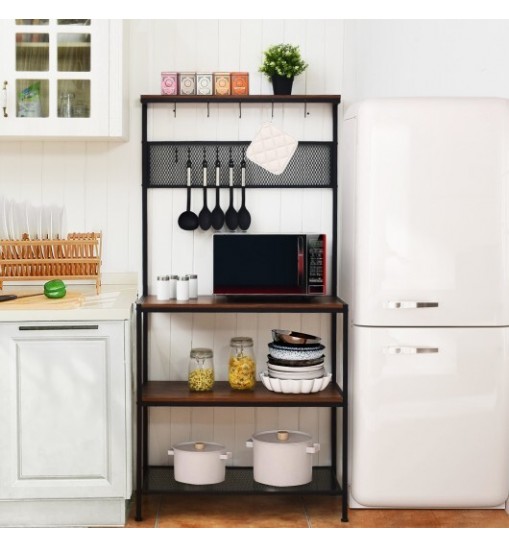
[0,291,85,309]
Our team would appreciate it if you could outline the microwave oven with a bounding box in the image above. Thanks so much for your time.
[213,233,326,296]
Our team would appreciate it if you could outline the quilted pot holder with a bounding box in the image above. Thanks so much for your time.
[246,122,298,175]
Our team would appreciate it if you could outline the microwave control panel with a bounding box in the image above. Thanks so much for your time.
[307,235,326,294]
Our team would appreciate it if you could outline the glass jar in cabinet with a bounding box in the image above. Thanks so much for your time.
[188,348,215,392]
[228,336,256,390]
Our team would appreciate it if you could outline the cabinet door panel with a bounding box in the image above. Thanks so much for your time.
[17,338,108,478]
[0,321,127,499]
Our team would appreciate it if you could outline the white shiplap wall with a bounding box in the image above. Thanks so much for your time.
[0,19,344,467]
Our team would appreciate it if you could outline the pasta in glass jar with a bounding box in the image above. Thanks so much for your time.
[229,337,256,390]
[188,348,215,392]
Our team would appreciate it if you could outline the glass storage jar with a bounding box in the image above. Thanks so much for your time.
[228,336,256,390]
[188,348,215,392]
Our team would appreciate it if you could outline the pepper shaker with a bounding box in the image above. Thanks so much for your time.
[176,275,190,301]
[169,275,178,299]
[156,275,171,300]
[188,274,198,299]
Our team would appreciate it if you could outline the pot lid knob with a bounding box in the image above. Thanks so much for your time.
[277,430,289,441]
[194,442,205,450]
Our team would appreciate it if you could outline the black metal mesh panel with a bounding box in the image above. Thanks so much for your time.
[147,142,333,188]
[144,466,342,494]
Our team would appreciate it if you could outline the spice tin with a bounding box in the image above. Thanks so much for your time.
[214,72,231,95]
[179,72,196,95]
[161,72,178,95]
[196,73,213,95]
[231,72,249,96]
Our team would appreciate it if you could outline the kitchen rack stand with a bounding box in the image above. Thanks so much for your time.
[136,94,348,522]
[0,232,102,293]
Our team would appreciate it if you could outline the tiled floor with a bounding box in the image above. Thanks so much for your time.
[126,494,509,528]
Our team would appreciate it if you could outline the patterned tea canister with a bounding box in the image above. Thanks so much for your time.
[161,72,178,95]
[179,72,196,95]
[197,73,213,95]
[231,72,249,96]
[214,72,231,95]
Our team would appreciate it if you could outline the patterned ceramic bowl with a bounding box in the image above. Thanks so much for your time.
[268,342,325,361]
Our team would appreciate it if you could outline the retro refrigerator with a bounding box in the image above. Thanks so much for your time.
[341,97,509,508]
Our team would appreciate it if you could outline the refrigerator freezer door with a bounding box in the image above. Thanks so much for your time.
[351,326,509,508]
[344,97,509,326]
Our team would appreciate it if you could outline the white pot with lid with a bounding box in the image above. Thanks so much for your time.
[168,441,232,485]
[246,430,320,487]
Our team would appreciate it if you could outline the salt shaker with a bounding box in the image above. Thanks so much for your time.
[176,275,189,301]
[156,275,171,300]
[188,274,198,299]
[169,275,178,299]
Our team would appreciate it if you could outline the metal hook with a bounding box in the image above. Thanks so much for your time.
[173,102,177,118]
[207,102,210,118]
[239,102,242,119]
[271,102,274,118]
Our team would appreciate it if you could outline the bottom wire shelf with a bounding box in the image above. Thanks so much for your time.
[143,466,342,495]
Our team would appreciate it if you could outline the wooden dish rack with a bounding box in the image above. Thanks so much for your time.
[0,232,102,293]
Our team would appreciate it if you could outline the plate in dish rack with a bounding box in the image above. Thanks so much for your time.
[260,372,332,394]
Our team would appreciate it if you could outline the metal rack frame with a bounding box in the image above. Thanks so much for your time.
[136,94,348,522]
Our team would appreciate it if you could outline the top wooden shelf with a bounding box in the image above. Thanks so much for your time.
[140,94,341,105]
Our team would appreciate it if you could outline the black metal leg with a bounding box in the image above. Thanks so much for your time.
[135,306,143,521]
[341,306,349,522]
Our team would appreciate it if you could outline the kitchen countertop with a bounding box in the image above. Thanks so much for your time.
[0,282,138,322]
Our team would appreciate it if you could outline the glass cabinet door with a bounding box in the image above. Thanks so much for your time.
[0,19,118,138]
[14,19,91,119]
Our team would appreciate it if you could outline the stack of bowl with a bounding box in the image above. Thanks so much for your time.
[267,330,326,381]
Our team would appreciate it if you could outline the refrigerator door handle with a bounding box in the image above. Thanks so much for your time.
[384,346,439,355]
[384,300,439,309]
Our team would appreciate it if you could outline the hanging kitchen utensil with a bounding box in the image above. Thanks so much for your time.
[198,148,212,230]
[224,147,238,230]
[237,147,251,231]
[210,147,225,230]
[178,148,199,231]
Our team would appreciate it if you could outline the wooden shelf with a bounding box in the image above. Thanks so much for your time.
[142,381,344,407]
[137,295,347,313]
[141,94,341,105]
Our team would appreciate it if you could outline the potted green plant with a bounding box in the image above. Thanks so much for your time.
[259,43,308,95]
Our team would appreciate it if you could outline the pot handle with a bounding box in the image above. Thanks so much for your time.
[306,443,320,454]
[246,439,253,448]
[168,449,175,456]
[220,451,232,461]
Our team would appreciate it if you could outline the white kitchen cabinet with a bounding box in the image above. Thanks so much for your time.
[0,319,132,527]
[0,19,127,140]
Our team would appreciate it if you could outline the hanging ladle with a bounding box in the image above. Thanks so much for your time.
[177,148,199,231]
[224,147,238,230]
[198,148,212,230]
[237,147,251,231]
[210,147,225,230]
